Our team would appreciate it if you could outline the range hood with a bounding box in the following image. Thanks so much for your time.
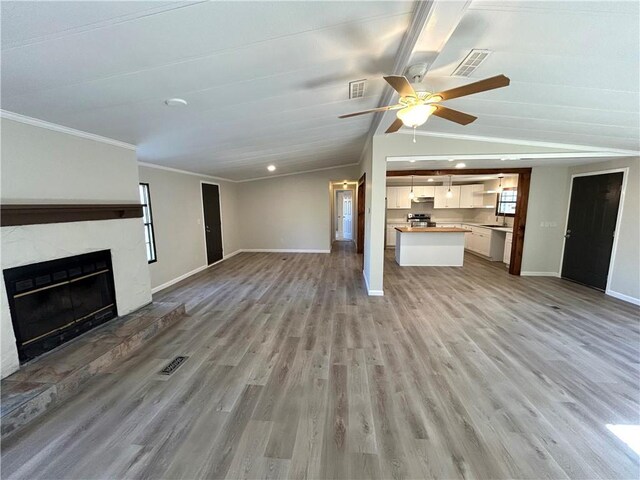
[412,196,434,203]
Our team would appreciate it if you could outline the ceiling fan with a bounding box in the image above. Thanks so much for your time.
[338,74,510,134]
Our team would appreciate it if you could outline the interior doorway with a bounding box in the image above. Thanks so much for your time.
[335,190,353,241]
[201,182,223,265]
[357,173,365,254]
[561,170,624,290]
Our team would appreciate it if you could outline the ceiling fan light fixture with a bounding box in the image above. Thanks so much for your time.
[396,104,437,128]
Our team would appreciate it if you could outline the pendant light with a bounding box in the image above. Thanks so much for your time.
[409,175,415,199]
[497,174,504,193]
[445,175,454,198]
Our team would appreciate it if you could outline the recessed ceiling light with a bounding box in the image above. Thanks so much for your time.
[164,98,187,107]
[455,162,466,169]
[448,158,455,162]
[267,165,276,172]
[501,157,508,161]
[427,178,434,182]
[409,159,416,163]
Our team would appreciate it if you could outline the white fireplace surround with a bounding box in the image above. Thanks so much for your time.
[1,218,152,378]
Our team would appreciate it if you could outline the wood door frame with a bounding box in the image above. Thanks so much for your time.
[200,181,225,265]
[559,168,628,292]
[357,173,366,254]
[386,168,532,275]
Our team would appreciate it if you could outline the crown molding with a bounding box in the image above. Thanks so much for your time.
[0,110,137,151]
[238,163,359,183]
[137,162,236,183]
[138,161,359,183]
[394,129,640,156]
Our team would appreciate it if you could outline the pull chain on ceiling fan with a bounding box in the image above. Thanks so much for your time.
[339,74,510,134]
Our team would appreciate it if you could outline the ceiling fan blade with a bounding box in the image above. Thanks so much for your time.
[385,118,404,133]
[338,104,401,119]
[383,75,417,98]
[432,105,477,125]
[434,74,510,101]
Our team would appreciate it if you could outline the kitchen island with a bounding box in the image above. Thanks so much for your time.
[394,227,469,266]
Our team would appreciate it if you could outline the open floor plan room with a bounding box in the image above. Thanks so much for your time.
[1,1,639,479]
[2,246,639,479]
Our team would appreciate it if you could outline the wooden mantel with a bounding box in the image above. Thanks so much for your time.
[0,204,143,227]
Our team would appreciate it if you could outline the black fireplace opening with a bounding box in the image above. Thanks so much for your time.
[3,250,118,363]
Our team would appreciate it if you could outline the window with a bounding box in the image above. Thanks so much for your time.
[139,183,157,263]
[496,188,517,217]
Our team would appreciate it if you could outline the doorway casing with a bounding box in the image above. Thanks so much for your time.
[386,168,532,275]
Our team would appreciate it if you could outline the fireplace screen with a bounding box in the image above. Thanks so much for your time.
[3,250,117,363]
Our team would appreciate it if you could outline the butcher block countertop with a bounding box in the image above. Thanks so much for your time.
[394,227,469,233]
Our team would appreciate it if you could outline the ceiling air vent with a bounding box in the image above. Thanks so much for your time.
[349,79,366,99]
[451,49,492,77]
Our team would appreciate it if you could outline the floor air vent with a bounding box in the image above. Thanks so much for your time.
[160,356,188,375]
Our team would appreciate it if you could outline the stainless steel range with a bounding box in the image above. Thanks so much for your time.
[407,213,436,227]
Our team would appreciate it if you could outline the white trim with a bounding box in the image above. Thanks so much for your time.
[242,249,330,253]
[138,162,235,183]
[363,269,384,296]
[151,265,207,294]
[521,271,561,277]
[239,163,359,183]
[150,249,243,294]
[1,110,136,150]
[396,129,640,156]
[605,289,640,306]
[139,161,359,184]
[386,151,632,163]
[559,168,628,293]
[200,181,226,265]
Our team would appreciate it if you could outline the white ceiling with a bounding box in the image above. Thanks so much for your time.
[377,0,640,153]
[2,1,638,182]
[1,1,414,180]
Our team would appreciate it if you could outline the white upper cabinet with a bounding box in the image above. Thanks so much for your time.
[459,184,485,208]
[413,185,435,198]
[386,186,412,209]
[434,185,461,208]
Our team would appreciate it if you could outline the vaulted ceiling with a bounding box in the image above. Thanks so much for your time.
[1,1,638,182]
[1,1,415,180]
[376,0,640,153]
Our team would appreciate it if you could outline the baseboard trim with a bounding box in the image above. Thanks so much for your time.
[606,289,640,306]
[151,265,208,294]
[150,250,244,294]
[362,269,384,296]
[521,271,561,277]
[241,249,330,253]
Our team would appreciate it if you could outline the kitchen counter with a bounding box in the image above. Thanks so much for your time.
[395,227,469,233]
[395,228,466,266]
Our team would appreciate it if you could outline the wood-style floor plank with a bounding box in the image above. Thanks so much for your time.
[1,244,638,479]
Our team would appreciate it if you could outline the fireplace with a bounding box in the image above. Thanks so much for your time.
[3,250,117,363]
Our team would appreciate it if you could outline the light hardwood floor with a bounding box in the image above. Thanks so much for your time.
[2,243,639,479]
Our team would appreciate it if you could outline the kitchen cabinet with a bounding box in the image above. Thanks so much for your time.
[434,185,461,209]
[386,186,412,209]
[459,184,485,208]
[504,232,513,265]
[466,226,491,256]
[386,223,409,247]
[413,185,435,198]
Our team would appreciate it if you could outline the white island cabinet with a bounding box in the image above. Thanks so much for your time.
[395,227,469,266]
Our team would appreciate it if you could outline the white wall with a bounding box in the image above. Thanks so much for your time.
[569,158,640,303]
[237,165,360,252]
[0,118,152,378]
[138,165,240,292]
[520,166,570,275]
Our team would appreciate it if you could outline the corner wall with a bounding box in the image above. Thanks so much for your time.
[236,165,360,252]
[137,165,240,292]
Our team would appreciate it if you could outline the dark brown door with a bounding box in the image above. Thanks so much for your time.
[561,172,623,290]
[357,173,366,254]
[202,183,223,265]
